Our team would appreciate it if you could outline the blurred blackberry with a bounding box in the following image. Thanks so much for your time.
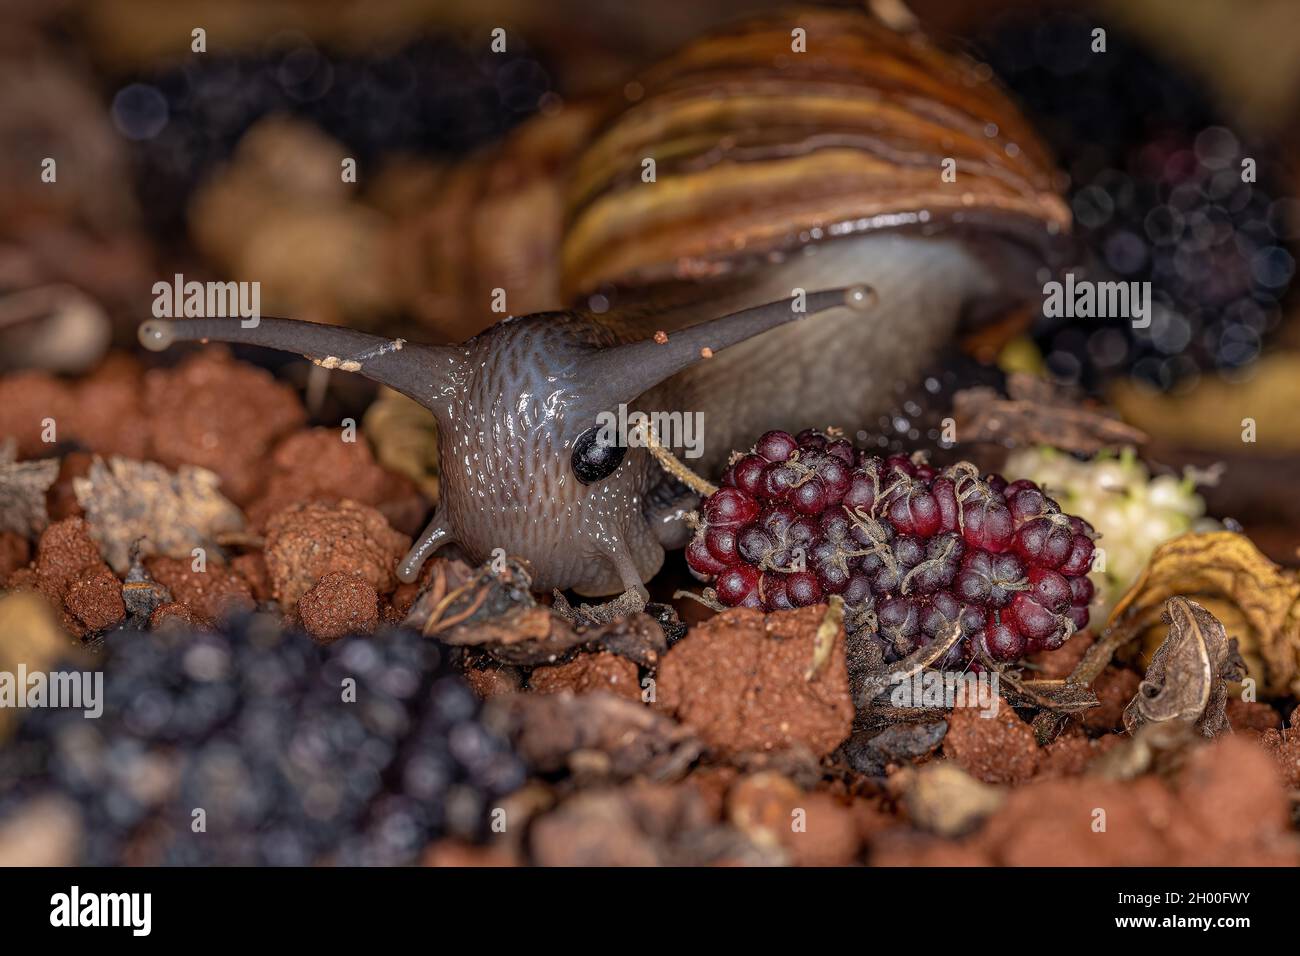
[0,617,525,865]
[112,33,552,236]
[974,13,1295,390]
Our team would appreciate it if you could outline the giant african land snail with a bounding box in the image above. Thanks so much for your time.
[139,8,1071,604]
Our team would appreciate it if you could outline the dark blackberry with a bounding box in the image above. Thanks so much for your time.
[0,617,524,865]
[114,34,553,237]
[975,12,1293,390]
[687,431,1097,666]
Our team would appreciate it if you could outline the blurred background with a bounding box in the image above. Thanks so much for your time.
[2,0,1300,868]
[1,0,1299,543]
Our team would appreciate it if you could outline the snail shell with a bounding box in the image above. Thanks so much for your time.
[562,8,1070,294]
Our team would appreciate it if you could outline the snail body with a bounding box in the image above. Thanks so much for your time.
[139,9,1070,600]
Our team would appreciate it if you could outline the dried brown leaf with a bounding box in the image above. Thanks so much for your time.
[1124,597,1245,738]
[0,441,59,537]
[72,456,245,574]
[1076,531,1300,698]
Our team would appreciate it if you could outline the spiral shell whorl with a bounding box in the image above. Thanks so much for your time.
[561,7,1070,297]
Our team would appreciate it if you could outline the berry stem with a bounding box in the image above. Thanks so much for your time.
[635,419,718,496]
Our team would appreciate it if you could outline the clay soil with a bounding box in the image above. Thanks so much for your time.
[2,349,1299,866]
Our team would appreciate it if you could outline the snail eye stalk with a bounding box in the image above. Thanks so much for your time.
[571,426,627,484]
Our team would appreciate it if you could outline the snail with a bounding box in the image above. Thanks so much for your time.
[138,8,1071,606]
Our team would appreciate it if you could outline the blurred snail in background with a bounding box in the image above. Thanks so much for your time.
[140,8,1074,602]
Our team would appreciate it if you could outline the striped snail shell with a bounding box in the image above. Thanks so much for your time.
[561,7,1071,297]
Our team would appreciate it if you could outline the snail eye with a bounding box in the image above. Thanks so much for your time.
[571,426,627,484]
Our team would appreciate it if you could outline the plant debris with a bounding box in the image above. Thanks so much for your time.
[1123,597,1245,738]
[487,691,703,783]
[0,440,58,537]
[361,387,440,499]
[951,372,1148,453]
[119,546,171,625]
[893,762,1005,837]
[406,557,670,666]
[1074,531,1300,697]
[838,719,948,777]
[73,456,245,574]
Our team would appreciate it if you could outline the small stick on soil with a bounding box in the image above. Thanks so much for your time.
[806,595,844,680]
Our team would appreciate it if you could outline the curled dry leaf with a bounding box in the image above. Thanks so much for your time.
[72,456,245,574]
[951,372,1147,454]
[361,387,439,500]
[1123,597,1245,738]
[0,440,58,537]
[1071,532,1300,699]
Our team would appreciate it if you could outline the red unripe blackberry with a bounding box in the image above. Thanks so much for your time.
[825,439,855,464]
[756,430,799,463]
[1013,517,1074,568]
[930,477,959,532]
[878,594,920,648]
[716,565,761,607]
[686,535,730,578]
[704,527,739,566]
[795,429,827,453]
[1007,486,1049,524]
[961,498,1014,552]
[905,532,964,593]
[761,572,790,610]
[684,431,1095,668]
[1004,478,1038,498]
[843,473,878,512]
[731,454,768,496]
[785,571,823,607]
[887,487,941,537]
[737,525,774,565]
[955,551,1025,608]
[842,572,874,608]
[1007,591,1062,642]
[814,457,852,504]
[1059,534,1095,576]
[791,477,829,515]
[1026,567,1071,613]
[704,487,759,528]
[979,620,1026,662]
[885,454,917,478]
[761,462,798,500]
